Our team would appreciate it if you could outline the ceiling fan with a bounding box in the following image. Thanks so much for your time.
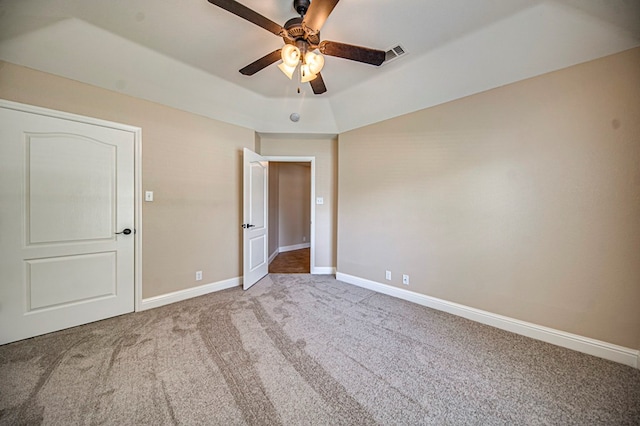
[206,0,386,95]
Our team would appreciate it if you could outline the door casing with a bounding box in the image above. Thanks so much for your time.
[0,99,144,312]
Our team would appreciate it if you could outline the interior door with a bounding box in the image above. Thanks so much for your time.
[0,104,135,345]
[243,148,268,290]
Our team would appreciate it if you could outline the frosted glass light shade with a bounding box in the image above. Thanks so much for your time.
[278,62,296,79]
[305,51,324,74]
[300,64,317,83]
[281,44,301,67]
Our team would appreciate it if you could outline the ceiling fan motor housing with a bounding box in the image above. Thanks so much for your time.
[283,17,320,47]
[206,0,385,95]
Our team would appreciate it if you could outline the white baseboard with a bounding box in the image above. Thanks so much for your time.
[336,272,639,369]
[312,266,336,275]
[269,250,279,265]
[140,276,242,311]
[279,243,310,253]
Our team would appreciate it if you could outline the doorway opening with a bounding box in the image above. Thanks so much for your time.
[242,150,316,289]
[267,161,312,273]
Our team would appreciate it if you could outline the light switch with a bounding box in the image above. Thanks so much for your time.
[145,191,154,202]
[316,197,324,205]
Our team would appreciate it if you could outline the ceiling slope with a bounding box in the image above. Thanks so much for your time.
[0,0,638,133]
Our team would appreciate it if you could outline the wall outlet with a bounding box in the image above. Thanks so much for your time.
[385,270,391,280]
[196,271,203,281]
[303,236,306,242]
[402,274,409,285]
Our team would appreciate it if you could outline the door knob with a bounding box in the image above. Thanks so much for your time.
[242,224,256,229]
[116,228,132,235]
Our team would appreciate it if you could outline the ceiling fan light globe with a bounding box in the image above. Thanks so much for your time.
[300,64,317,83]
[305,51,325,74]
[281,44,301,67]
[278,62,296,79]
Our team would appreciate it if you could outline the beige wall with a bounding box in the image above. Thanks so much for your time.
[0,61,255,299]
[4,47,638,350]
[338,48,640,349]
[277,163,311,248]
[258,135,338,269]
[268,162,280,257]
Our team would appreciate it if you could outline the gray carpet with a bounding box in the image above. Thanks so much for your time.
[1,274,639,425]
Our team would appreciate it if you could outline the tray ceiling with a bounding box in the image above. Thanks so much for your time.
[1,0,638,133]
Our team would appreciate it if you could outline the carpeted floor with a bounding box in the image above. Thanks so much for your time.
[1,274,639,425]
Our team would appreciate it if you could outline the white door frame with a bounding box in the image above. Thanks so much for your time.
[264,156,316,274]
[0,100,144,312]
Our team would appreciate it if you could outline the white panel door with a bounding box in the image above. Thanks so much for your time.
[0,105,135,344]
[243,148,268,290]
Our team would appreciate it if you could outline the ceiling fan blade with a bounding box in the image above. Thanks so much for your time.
[310,72,327,94]
[239,49,282,75]
[207,0,286,36]
[319,40,385,66]
[302,0,339,34]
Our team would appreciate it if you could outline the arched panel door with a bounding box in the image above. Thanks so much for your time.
[0,104,135,344]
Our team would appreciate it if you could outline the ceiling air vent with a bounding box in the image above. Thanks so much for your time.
[383,44,407,65]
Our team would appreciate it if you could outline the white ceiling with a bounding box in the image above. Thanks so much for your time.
[1,0,639,133]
